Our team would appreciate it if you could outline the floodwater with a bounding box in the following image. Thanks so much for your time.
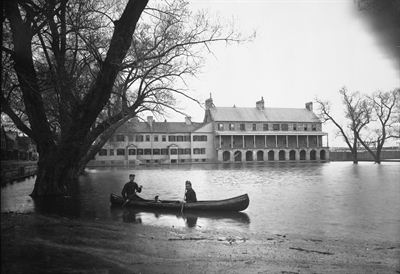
[2,162,400,242]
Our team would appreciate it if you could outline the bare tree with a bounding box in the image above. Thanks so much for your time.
[77,1,245,171]
[316,87,372,163]
[1,0,244,197]
[357,89,400,163]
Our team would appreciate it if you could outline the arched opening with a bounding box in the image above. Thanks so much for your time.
[310,150,316,160]
[300,150,306,160]
[246,151,253,161]
[257,150,264,161]
[223,151,231,161]
[279,150,285,160]
[289,150,296,160]
[234,151,242,162]
[268,150,274,161]
[320,150,326,160]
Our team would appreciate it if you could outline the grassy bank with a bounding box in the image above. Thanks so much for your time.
[1,213,399,273]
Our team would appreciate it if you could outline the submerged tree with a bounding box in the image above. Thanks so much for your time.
[316,87,372,163]
[357,89,400,163]
[1,0,243,197]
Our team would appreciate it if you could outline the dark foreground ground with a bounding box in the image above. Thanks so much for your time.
[1,212,399,274]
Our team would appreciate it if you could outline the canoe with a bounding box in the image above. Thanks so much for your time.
[110,193,249,212]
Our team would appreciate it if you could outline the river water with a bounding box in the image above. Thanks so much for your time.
[2,162,399,242]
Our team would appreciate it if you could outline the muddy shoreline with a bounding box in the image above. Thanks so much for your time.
[1,212,399,273]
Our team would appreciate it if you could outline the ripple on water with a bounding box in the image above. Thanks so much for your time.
[1,162,399,241]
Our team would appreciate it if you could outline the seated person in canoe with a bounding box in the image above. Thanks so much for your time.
[122,174,142,205]
[184,180,197,203]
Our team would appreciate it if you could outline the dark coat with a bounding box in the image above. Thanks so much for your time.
[122,181,141,199]
[185,188,197,203]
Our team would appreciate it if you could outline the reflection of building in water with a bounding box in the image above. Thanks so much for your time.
[91,96,329,165]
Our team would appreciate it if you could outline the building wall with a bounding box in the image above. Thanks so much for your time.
[192,123,215,162]
[330,150,400,161]
[211,117,328,162]
[90,103,330,165]
[93,123,216,165]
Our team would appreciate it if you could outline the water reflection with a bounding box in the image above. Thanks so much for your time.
[122,209,142,224]
[2,162,399,241]
[114,207,250,228]
[33,196,82,218]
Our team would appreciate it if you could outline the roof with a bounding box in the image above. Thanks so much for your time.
[116,121,205,134]
[209,107,321,123]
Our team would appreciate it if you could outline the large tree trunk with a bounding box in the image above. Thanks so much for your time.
[352,150,358,164]
[375,146,382,164]
[31,143,83,197]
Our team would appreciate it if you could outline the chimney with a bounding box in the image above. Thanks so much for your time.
[131,117,140,124]
[205,93,214,110]
[256,96,264,110]
[185,116,192,125]
[147,116,153,128]
[305,102,313,111]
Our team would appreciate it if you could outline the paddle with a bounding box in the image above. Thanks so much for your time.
[181,188,186,214]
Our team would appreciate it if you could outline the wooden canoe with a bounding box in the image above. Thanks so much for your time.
[110,193,249,212]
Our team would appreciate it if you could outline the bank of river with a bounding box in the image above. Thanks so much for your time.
[2,212,399,273]
[1,161,37,186]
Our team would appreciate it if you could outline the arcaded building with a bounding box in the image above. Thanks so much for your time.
[92,96,329,165]
[203,96,329,162]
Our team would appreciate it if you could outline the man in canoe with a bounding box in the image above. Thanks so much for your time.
[122,174,143,206]
[184,180,197,203]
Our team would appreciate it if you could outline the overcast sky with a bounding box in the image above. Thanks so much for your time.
[163,0,400,147]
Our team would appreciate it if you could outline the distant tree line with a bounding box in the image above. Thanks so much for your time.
[316,88,400,164]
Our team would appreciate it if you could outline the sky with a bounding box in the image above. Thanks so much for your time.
[162,0,400,147]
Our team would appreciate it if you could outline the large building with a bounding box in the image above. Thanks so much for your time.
[92,96,329,165]
[93,116,215,166]
[204,97,329,162]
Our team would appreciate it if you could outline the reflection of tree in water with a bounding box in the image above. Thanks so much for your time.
[122,210,142,224]
[33,196,81,218]
[185,216,198,228]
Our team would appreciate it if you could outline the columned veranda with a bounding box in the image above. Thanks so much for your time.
[216,132,329,162]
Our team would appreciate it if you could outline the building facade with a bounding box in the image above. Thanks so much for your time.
[204,97,329,162]
[92,97,329,165]
[94,116,216,166]
[1,127,38,161]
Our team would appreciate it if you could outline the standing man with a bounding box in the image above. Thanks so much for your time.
[122,174,142,205]
[184,180,197,203]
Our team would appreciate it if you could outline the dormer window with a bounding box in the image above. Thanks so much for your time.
[116,135,125,142]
